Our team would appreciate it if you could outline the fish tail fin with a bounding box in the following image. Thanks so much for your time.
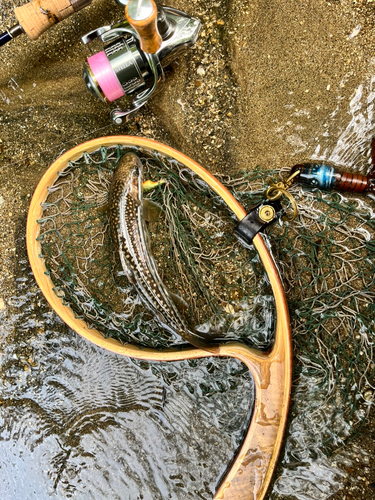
[183,330,220,354]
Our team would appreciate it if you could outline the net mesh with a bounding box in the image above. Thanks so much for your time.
[36,144,375,450]
[37,145,276,350]
[273,183,375,446]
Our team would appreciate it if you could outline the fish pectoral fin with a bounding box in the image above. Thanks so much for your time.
[156,311,167,325]
[143,199,164,222]
[168,291,189,314]
[119,254,137,285]
[98,202,109,214]
[121,266,136,285]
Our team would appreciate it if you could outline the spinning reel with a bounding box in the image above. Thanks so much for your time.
[82,0,201,124]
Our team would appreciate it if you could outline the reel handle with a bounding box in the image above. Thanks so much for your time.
[125,0,162,54]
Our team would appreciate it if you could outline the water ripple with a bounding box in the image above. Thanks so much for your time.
[312,73,375,173]
[0,259,254,499]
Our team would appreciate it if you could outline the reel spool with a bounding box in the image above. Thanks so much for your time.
[82,2,201,124]
[27,136,292,500]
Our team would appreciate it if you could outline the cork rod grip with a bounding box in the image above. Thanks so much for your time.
[14,0,74,41]
[125,0,162,54]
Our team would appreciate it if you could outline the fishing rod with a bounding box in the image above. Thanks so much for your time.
[290,162,375,193]
[289,138,375,199]
[0,0,94,47]
[1,0,201,125]
[0,0,162,48]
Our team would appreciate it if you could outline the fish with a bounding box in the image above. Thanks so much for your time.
[109,152,219,354]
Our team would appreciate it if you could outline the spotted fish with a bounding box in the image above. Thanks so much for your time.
[109,152,219,354]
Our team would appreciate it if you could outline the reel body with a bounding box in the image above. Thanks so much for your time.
[82,7,201,124]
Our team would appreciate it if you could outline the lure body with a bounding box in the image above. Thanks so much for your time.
[109,152,218,353]
[291,162,375,193]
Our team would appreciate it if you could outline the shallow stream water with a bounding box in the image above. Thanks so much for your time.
[1,0,375,499]
[0,257,254,498]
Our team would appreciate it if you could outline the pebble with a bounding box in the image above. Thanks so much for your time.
[197,66,206,76]
[349,24,361,39]
[0,298,5,310]
[364,390,373,401]
[177,99,186,111]
[224,303,235,314]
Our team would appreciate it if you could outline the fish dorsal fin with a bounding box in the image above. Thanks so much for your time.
[168,291,189,314]
[143,199,163,222]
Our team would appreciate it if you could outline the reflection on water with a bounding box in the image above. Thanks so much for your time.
[271,373,348,500]
[0,258,254,499]
[271,74,375,500]
[312,73,375,173]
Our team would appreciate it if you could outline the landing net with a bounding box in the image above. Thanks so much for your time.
[37,145,276,351]
[36,144,374,448]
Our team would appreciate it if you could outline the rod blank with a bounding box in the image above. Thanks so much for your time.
[0,30,13,47]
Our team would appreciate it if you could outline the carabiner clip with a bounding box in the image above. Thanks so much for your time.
[265,170,300,222]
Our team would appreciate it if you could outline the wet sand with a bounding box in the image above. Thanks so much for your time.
[0,0,374,498]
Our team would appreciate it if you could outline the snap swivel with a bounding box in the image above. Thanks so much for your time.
[265,170,300,222]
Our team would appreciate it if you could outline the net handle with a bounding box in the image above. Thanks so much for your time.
[26,135,292,500]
